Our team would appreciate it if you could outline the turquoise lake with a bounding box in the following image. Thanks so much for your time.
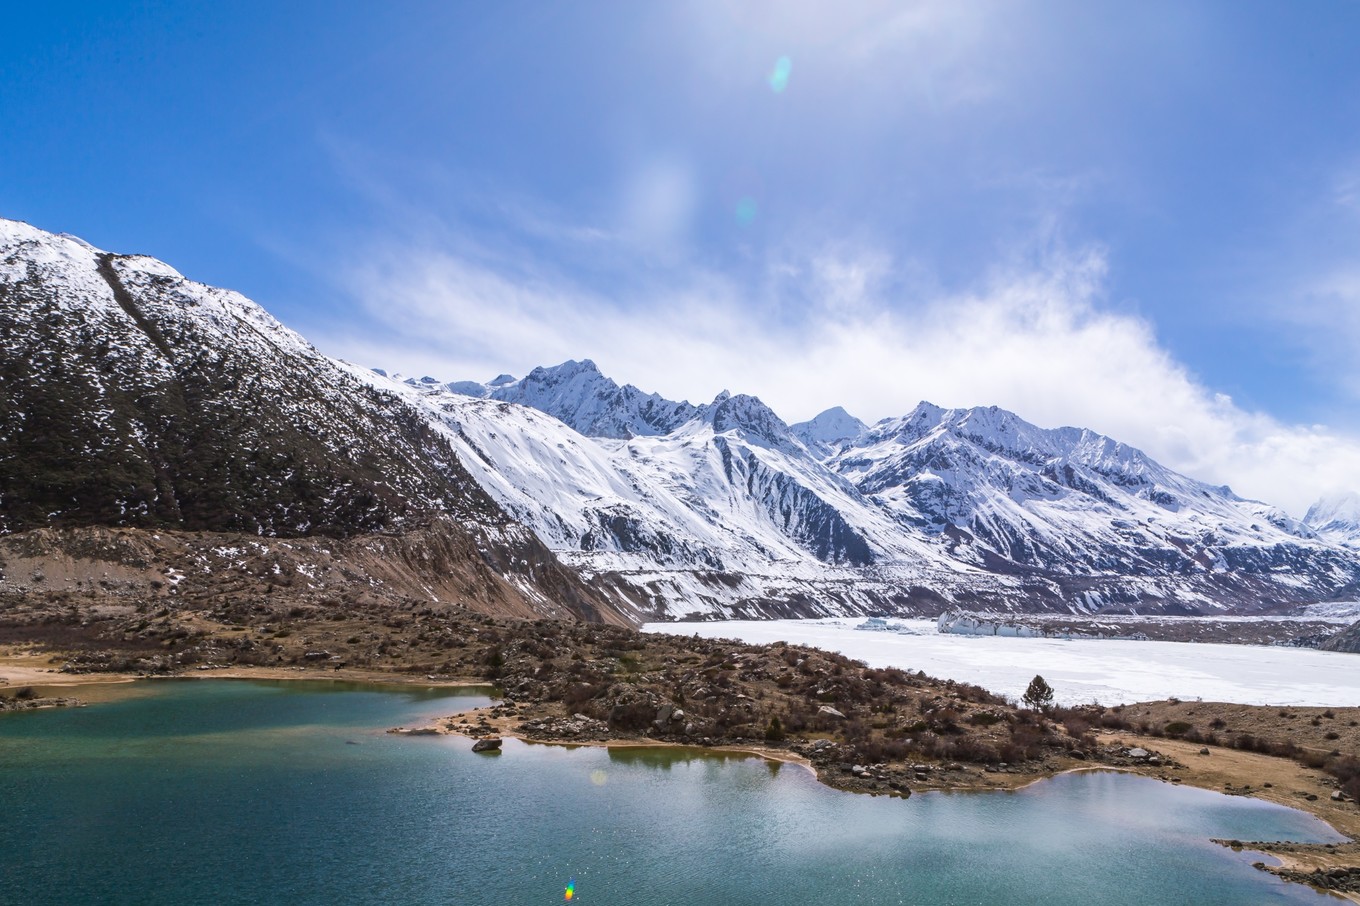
[0,680,1346,905]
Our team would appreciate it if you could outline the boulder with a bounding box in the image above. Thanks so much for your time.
[471,737,503,753]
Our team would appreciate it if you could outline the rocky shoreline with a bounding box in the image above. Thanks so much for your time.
[0,691,82,712]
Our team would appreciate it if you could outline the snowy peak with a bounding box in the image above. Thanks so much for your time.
[875,401,1172,489]
[448,359,699,439]
[792,406,868,455]
[701,392,799,452]
[451,360,800,452]
[1305,491,1360,546]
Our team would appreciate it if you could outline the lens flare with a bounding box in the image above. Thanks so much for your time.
[565,879,576,901]
[735,197,758,226]
[590,769,608,786]
[768,56,792,93]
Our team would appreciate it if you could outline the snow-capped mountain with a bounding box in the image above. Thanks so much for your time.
[449,359,698,439]
[364,368,950,619]
[378,361,1360,620]
[1305,492,1360,549]
[0,218,619,623]
[791,406,869,458]
[8,215,1357,624]
[823,402,1318,575]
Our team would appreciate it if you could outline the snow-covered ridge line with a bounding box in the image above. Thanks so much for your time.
[374,360,1360,621]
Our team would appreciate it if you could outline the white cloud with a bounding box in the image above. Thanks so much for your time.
[314,236,1360,516]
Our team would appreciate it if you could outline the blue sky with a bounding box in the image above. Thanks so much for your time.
[4,1,1360,512]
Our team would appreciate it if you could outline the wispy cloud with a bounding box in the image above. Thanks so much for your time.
[313,221,1360,516]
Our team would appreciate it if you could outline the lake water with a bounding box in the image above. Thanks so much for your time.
[0,680,1345,905]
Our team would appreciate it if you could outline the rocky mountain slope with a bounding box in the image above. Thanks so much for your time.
[1322,619,1360,654]
[391,361,1360,620]
[0,219,623,624]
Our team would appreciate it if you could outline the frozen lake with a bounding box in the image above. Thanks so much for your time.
[643,619,1360,707]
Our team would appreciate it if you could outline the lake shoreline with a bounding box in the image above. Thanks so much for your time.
[3,653,1354,813]
[6,647,1360,900]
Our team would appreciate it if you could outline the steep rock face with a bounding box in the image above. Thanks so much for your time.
[703,392,803,455]
[1321,619,1360,653]
[0,219,624,624]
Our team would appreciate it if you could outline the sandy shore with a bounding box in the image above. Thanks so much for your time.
[1094,732,1360,840]
[0,648,490,705]
[1091,732,1360,902]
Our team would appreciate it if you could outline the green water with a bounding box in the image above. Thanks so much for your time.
[0,680,1345,905]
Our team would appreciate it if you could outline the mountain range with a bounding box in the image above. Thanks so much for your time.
[374,359,1360,619]
[3,217,1359,623]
